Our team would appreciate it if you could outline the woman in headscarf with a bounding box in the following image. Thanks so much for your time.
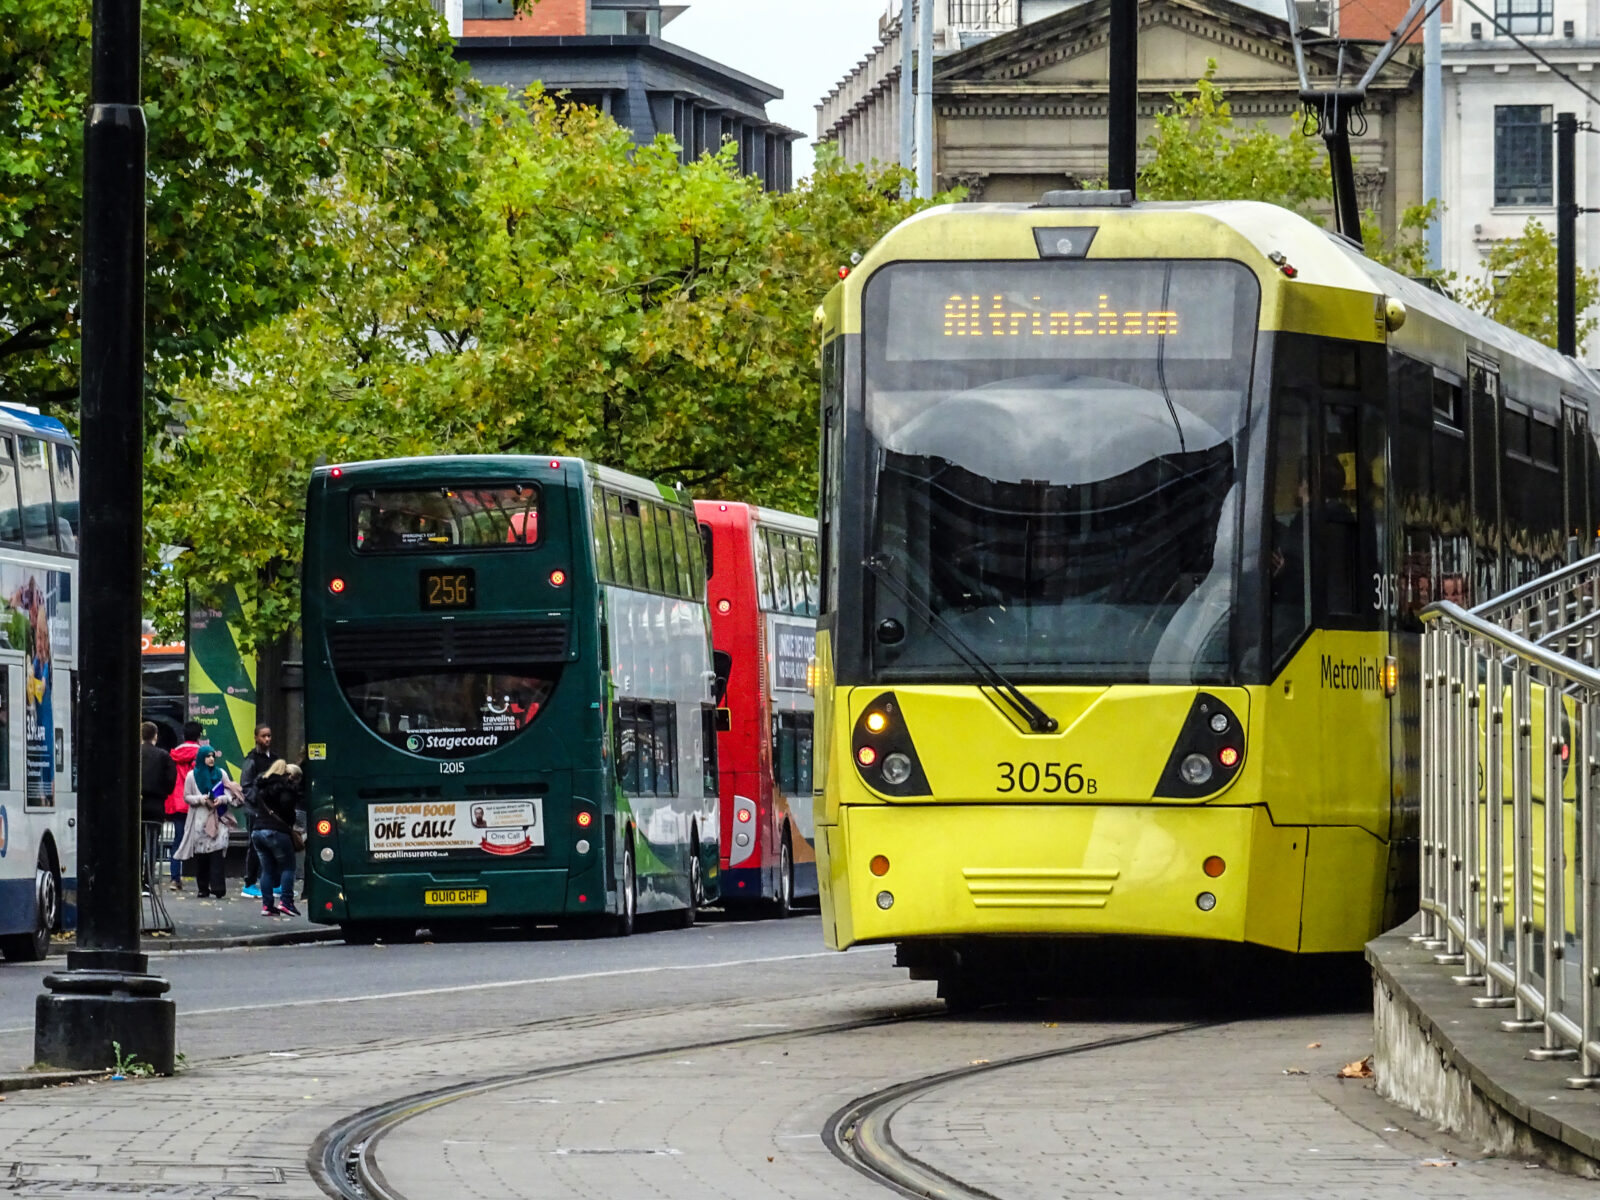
[174,744,239,899]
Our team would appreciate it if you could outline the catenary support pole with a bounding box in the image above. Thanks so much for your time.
[1108,0,1138,193]
[1559,111,1577,358]
[901,0,915,196]
[1423,0,1442,270]
[34,0,174,1074]
[916,0,934,199]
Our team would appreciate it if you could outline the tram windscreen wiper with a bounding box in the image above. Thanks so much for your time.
[866,555,1058,734]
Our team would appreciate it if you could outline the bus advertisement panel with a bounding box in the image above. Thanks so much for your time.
[696,501,818,915]
[303,456,717,941]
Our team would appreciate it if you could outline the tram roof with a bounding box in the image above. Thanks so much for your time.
[842,200,1599,397]
[0,404,72,442]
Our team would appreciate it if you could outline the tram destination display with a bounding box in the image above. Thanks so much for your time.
[878,260,1246,361]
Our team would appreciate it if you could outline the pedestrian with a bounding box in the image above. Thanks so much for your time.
[251,760,303,918]
[174,744,239,899]
[138,721,176,892]
[165,721,203,892]
[238,724,273,900]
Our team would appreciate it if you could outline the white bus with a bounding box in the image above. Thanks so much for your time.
[0,406,79,962]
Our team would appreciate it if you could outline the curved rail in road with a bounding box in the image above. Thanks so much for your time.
[823,1023,1214,1200]
[308,1010,937,1200]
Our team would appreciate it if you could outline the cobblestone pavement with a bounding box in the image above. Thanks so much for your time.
[2,943,1594,1199]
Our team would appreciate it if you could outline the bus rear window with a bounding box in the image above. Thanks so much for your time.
[353,485,540,552]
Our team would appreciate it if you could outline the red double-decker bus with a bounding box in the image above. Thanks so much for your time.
[697,501,819,916]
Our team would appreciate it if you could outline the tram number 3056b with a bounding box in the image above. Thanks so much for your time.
[996,762,1098,795]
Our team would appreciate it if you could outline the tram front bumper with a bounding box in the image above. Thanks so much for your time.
[818,803,1310,953]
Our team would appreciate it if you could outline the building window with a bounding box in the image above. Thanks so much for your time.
[1495,105,1553,206]
[1495,0,1553,33]
[463,0,514,17]
[590,8,660,34]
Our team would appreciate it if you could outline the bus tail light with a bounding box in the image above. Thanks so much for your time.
[851,692,930,797]
[730,796,758,866]
[549,569,567,587]
[316,818,333,837]
[329,577,346,595]
[576,810,593,828]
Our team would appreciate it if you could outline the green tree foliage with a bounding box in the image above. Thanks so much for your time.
[148,97,934,644]
[1136,62,1330,214]
[1361,201,1443,281]
[1458,220,1599,354]
[0,0,476,417]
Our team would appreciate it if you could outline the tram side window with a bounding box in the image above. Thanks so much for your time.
[1320,406,1362,616]
[16,436,57,551]
[51,445,79,552]
[1394,356,1433,630]
[1433,379,1470,607]
[1469,361,1503,600]
[0,437,23,545]
[603,492,631,588]
[1563,401,1591,545]
[1269,394,1312,665]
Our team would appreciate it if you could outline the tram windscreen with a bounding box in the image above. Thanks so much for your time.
[863,259,1259,684]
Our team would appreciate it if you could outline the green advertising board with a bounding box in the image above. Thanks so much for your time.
[186,586,256,778]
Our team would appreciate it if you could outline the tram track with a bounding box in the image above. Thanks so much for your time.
[823,1021,1217,1200]
[308,1007,939,1200]
[309,1004,1215,1200]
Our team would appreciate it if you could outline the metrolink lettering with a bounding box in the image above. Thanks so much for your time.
[1320,654,1383,691]
[943,294,1179,339]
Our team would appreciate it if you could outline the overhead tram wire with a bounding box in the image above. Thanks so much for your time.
[1454,0,1600,113]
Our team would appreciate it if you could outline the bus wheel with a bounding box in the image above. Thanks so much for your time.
[769,835,793,920]
[676,837,701,929]
[1,855,58,963]
[608,841,636,938]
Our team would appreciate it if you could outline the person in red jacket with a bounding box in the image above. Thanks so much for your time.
[166,721,203,892]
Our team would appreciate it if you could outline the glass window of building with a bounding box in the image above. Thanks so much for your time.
[1495,0,1553,33]
[1495,105,1553,206]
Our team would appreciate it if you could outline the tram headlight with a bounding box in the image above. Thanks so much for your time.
[1196,891,1217,912]
[881,752,913,786]
[1179,753,1213,786]
[876,890,894,910]
[1208,713,1228,733]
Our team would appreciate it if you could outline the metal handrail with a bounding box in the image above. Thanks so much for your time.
[1417,575,1600,1085]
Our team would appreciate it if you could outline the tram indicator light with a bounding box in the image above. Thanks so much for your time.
[1383,656,1398,697]
[1203,856,1226,878]
[870,855,890,877]
[1218,746,1239,768]
[865,711,888,734]
[857,746,878,768]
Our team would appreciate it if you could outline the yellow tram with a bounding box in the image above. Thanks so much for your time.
[811,196,1600,1000]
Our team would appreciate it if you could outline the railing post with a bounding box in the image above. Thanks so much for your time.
[1438,632,1469,964]
[1416,625,1440,942]
[1475,653,1515,1007]
[1454,636,1487,984]
[1531,680,1579,1060]
[1504,664,1545,1032]
[1569,694,1600,1085]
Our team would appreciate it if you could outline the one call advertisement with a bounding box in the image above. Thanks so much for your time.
[368,799,543,860]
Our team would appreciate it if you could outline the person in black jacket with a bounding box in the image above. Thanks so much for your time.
[237,725,273,899]
[139,722,176,890]
[250,760,303,918]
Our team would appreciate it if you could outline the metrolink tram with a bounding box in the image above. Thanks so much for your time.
[812,195,1600,1001]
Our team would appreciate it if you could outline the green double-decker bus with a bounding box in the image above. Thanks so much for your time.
[303,455,722,941]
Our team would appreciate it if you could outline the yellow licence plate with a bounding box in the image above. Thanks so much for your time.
[424,888,487,906]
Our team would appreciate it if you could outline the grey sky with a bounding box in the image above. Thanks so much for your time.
[663,0,889,182]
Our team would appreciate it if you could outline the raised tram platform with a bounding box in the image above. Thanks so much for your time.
[1371,551,1600,1177]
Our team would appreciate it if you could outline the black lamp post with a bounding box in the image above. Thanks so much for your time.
[34,0,175,1073]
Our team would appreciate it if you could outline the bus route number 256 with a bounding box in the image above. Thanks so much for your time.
[997,762,1097,795]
